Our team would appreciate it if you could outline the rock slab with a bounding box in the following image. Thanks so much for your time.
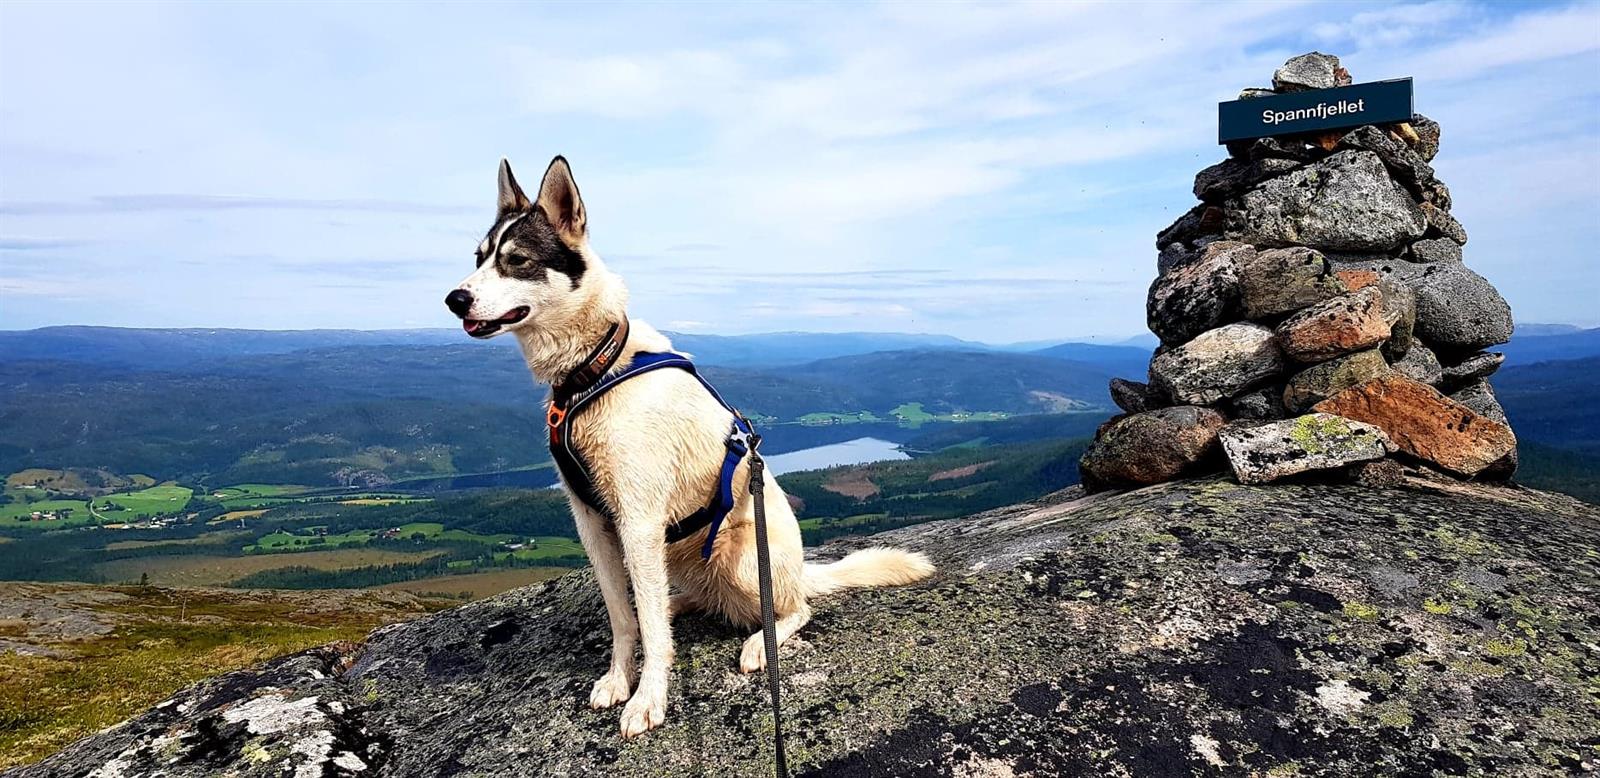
[1312,375,1517,477]
[1219,413,1394,484]
[18,479,1600,777]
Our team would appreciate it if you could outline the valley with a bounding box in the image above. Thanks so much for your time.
[1,325,1596,770]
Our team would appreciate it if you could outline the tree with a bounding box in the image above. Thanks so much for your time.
[139,572,149,587]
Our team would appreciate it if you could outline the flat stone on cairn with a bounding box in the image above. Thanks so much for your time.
[1082,52,1519,491]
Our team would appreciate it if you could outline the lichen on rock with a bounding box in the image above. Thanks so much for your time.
[20,478,1600,777]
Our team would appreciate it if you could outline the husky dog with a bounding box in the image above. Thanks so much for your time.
[446,156,935,737]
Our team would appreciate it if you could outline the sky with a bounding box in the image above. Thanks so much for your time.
[1,1,1597,343]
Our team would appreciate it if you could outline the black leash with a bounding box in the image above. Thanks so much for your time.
[746,434,789,777]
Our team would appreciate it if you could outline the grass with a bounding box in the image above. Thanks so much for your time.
[796,411,883,425]
[0,585,447,771]
[241,522,515,554]
[494,536,587,562]
[94,484,193,518]
[0,498,91,526]
[96,548,448,587]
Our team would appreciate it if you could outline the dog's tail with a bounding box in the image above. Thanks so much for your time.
[803,546,934,597]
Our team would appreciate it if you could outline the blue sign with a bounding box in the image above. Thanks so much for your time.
[1219,78,1414,144]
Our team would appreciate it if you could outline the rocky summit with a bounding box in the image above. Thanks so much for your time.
[1085,52,1519,492]
[15,475,1600,777]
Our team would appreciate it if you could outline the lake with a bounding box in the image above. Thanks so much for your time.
[763,437,910,475]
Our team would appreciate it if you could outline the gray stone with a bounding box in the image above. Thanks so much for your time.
[1220,413,1394,485]
[1079,406,1226,491]
[1238,87,1277,100]
[1282,348,1390,413]
[1335,125,1437,196]
[1156,242,1197,274]
[1229,384,1288,420]
[1228,150,1427,253]
[19,478,1600,778]
[1193,157,1302,203]
[1238,246,1347,319]
[1149,322,1287,405]
[1272,52,1345,92]
[1421,202,1468,245]
[1406,238,1462,264]
[1441,352,1505,388]
[1450,380,1508,424]
[1390,342,1443,386]
[1410,113,1441,162]
[1352,457,1406,487]
[1410,263,1514,351]
[1155,203,1227,250]
[1274,287,1392,364]
[1378,276,1418,359]
[1109,378,1165,414]
[1146,241,1249,345]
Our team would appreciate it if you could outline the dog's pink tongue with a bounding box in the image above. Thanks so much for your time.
[463,320,482,334]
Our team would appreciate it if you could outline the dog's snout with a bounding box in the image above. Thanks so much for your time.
[444,289,474,317]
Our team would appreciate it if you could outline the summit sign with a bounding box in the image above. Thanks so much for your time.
[1218,78,1414,144]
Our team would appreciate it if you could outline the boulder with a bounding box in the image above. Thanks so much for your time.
[1220,413,1394,485]
[1389,342,1443,386]
[1109,378,1165,415]
[1409,113,1441,162]
[1228,151,1427,253]
[1335,125,1437,196]
[17,479,1600,777]
[1238,87,1277,100]
[1377,276,1417,359]
[1146,241,1249,345]
[1193,157,1302,203]
[1272,52,1345,92]
[1421,202,1468,244]
[1282,348,1390,413]
[1078,406,1225,491]
[1229,384,1288,421]
[1441,352,1505,388]
[1405,238,1462,264]
[1156,203,1226,250]
[1410,263,1514,351]
[1156,242,1197,274]
[1238,246,1347,319]
[1274,287,1391,363]
[1449,380,1508,425]
[1149,323,1287,405]
[1312,375,1517,477]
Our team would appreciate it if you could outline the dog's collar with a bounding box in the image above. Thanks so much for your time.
[552,316,630,409]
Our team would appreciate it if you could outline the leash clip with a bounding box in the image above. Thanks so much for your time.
[547,404,567,429]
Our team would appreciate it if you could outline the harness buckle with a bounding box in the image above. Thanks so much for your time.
[547,404,567,429]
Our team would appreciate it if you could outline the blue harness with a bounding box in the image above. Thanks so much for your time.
[547,349,757,560]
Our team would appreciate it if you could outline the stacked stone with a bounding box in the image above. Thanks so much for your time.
[1081,52,1518,492]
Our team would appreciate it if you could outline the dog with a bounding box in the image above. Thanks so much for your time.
[446,156,935,737]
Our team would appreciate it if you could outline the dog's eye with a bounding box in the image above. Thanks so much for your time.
[505,253,531,266]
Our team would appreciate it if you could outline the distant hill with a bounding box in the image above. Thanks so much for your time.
[1500,326,1600,365]
[0,340,1115,484]
[1496,356,1600,456]
[788,349,1114,415]
[1029,342,1152,378]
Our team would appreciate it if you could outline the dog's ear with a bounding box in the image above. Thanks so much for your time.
[535,156,587,242]
[498,158,531,215]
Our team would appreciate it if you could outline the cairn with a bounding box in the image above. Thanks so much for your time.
[1081,52,1518,491]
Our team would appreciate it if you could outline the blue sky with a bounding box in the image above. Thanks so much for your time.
[1,1,1596,342]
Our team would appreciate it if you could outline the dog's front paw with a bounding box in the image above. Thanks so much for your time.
[618,687,666,738]
[739,632,768,674]
[589,671,632,709]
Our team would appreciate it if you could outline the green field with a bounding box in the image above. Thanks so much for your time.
[243,521,516,554]
[1,484,193,527]
[797,411,883,425]
[94,485,193,517]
